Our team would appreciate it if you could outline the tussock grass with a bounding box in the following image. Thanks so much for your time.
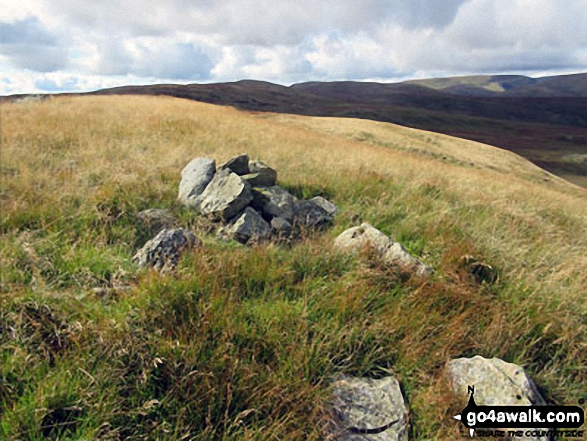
[1,96,586,439]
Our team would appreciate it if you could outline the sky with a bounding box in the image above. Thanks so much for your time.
[1,0,587,94]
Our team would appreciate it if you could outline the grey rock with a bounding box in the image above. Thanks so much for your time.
[137,208,177,236]
[226,207,271,244]
[178,157,216,208]
[242,160,277,187]
[251,185,296,223]
[310,196,338,218]
[270,217,293,238]
[293,199,334,228]
[329,376,408,441]
[219,154,250,175]
[334,223,432,277]
[132,228,200,271]
[197,169,253,221]
[447,356,548,440]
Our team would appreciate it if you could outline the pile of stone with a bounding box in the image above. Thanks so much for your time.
[178,154,337,244]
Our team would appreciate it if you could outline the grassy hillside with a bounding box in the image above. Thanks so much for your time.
[1,96,586,440]
[81,77,587,188]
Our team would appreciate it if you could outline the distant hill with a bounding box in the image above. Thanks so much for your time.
[4,73,587,187]
[404,73,587,97]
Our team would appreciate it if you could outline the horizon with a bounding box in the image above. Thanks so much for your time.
[4,69,587,97]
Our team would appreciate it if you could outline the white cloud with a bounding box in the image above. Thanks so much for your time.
[1,0,587,93]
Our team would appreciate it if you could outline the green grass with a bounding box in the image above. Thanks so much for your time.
[1,96,586,439]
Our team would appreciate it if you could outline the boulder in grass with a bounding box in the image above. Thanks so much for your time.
[132,228,200,271]
[293,198,336,228]
[241,160,277,187]
[178,157,216,208]
[447,356,548,440]
[219,154,250,175]
[251,185,296,223]
[329,376,408,441]
[334,223,432,277]
[197,169,253,221]
[226,207,271,244]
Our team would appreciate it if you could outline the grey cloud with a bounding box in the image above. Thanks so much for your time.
[0,17,69,72]
[45,0,469,46]
[97,40,214,80]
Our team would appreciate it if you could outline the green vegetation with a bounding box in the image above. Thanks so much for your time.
[1,96,586,439]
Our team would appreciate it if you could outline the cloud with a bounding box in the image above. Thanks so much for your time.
[1,0,587,93]
[0,16,69,72]
[95,37,215,80]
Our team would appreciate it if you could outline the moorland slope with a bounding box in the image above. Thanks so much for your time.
[1,96,586,439]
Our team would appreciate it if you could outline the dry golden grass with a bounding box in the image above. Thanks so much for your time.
[1,95,586,439]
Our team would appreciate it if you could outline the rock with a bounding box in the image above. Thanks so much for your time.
[219,154,250,175]
[132,228,200,271]
[270,217,293,239]
[329,376,408,441]
[251,185,296,223]
[226,207,271,244]
[310,196,338,218]
[241,160,278,187]
[460,255,497,284]
[178,157,216,208]
[197,169,253,221]
[447,356,548,440]
[334,223,432,277]
[136,208,177,236]
[293,199,334,228]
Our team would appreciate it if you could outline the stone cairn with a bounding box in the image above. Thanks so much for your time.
[132,154,338,271]
[132,155,539,441]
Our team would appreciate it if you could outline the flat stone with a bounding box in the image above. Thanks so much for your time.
[197,169,253,221]
[219,154,250,175]
[178,157,216,208]
[329,376,408,441]
[447,356,548,440]
[334,223,432,277]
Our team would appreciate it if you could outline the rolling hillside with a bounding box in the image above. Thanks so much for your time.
[1,96,586,439]
[83,73,587,188]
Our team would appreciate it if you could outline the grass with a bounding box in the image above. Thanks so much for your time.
[1,96,586,439]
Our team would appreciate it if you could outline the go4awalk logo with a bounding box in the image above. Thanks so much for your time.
[453,386,585,438]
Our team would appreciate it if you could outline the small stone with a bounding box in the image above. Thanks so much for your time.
[447,356,548,440]
[251,185,296,223]
[219,154,250,175]
[132,228,200,271]
[310,196,338,218]
[334,223,432,277]
[197,169,253,221]
[270,217,293,238]
[293,199,333,227]
[242,160,277,187]
[178,157,216,208]
[329,375,408,441]
[226,207,271,244]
